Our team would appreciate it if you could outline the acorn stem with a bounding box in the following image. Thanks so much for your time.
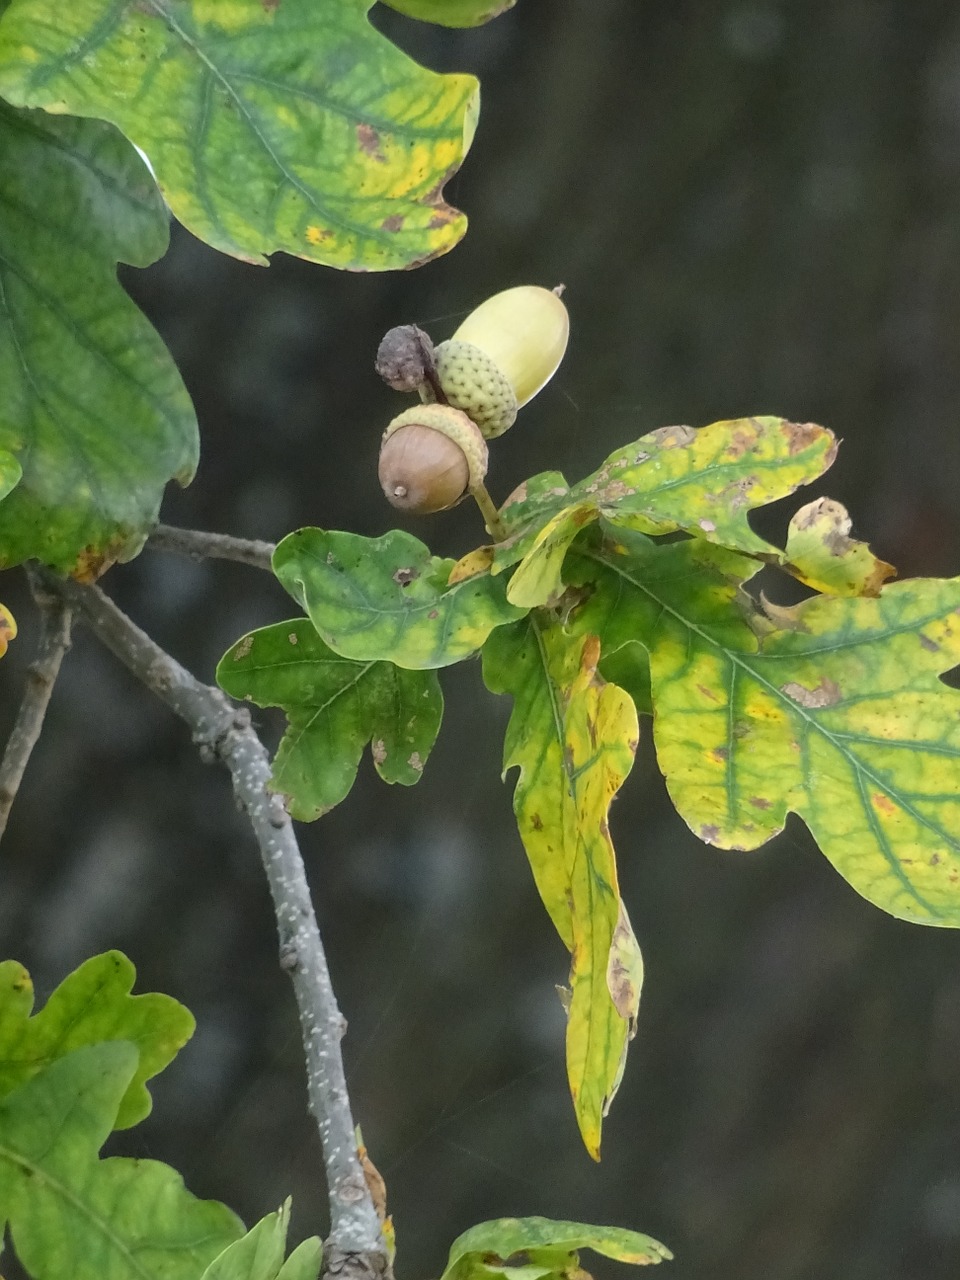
[470,481,506,541]
[422,350,450,407]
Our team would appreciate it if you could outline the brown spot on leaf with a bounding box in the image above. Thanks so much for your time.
[711,746,729,762]
[720,476,756,510]
[371,739,387,765]
[930,852,942,866]
[601,480,634,502]
[750,795,772,810]
[649,424,695,449]
[428,608,439,620]
[872,793,896,817]
[381,214,405,233]
[725,426,755,459]
[427,210,456,229]
[261,0,279,10]
[408,751,423,773]
[357,123,386,162]
[920,633,940,652]
[393,566,418,587]
[71,541,123,583]
[782,420,830,456]
[781,677,842,708]
[697,683,721,703]
[531,813,543,831]
[233,635,254,661]
[700,824,720,843]
[288,632,298,645]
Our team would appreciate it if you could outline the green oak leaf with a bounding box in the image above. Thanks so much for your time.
[382,0,516,27]
[0,950,194,1130]
[201,1199,322,1280]
[442,1217,672,1280]
[0,450,20,503]
[275,1239,325,1280]
[0,1043,243,1280]
[0,0,480,270]
[273,528,525,670]
[0,102,197,578]
[784,497,896,597]
[570,522,960,926]
[217,617,443,820]
[483,621,641,1158]
[495,418,837,607]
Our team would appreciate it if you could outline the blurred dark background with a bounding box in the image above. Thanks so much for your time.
[5,2,960,1277]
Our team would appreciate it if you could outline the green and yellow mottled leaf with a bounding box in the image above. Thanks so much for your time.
[483,622,640,1157]
[0,950,194,1129]
[0,103,197,577]
[200,1199,322,1280]
[784,497,896,597]
[382,0,516,26]
[274,528,525,670]
[217,618,442,821]
[442,1216,672,1280]
[0,1043,243,1279]
[0,0,479,270]
[495,419,836,607]
[570,523,960,926]
[0,599,15,657]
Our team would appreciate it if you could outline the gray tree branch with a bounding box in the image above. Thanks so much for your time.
[0,568,73,840]
[149,523,276,571]
[43,570,389,1280]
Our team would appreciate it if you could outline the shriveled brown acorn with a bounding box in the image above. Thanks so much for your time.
[378,403,488,515]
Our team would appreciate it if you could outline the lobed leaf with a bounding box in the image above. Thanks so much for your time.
[0,950,194,1129]
[0,0,479,270]
[784,497,895,597]
[570,523,960,926]
[495,418,837,608]
[483,623,641,1158]
[382,0,517,27]
[200,1200,322,1280]
[274,528,525,670]
[217,617,443,820]
[0,1043,243,1279]
[0,103,197,578]
[442,1216,672,1280]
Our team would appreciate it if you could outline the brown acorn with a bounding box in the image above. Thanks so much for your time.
[378,403,488,515]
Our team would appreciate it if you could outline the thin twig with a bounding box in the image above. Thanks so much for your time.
[0,568,73,841]
[43,571,388,1280]
[148,524,276,571]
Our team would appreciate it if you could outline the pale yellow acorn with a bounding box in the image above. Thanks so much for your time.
[378,403,488,515]
[423,285,570,438]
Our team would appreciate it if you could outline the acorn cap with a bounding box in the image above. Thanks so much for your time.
[425,339,518,439]
[451,285,570,408]
[379,403,489,514]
